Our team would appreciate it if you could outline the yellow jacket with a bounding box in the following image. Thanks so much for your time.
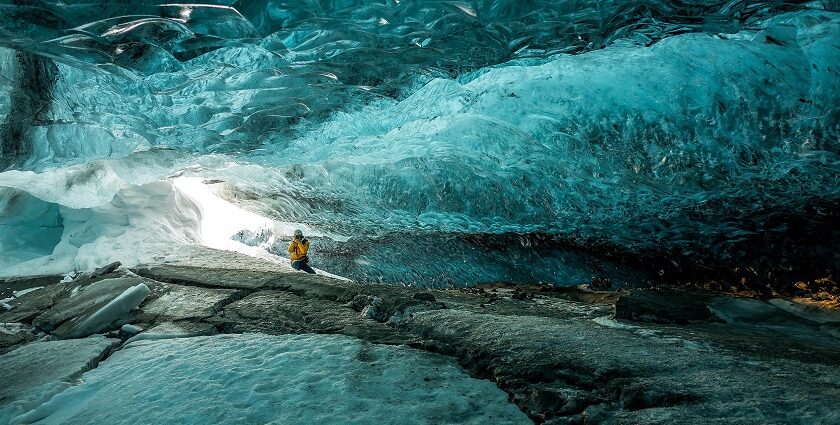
[288,239,309,262]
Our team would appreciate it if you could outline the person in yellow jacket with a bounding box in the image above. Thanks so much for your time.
[288,229,316,274]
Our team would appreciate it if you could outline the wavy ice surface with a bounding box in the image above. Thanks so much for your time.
[0,2,838,287]
[10,334,530,425]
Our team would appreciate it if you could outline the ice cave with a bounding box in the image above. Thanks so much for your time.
[1,1,839,424]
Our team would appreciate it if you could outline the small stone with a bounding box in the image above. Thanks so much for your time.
[582,404,609,424]
[589,277,612,291]
[121,324,144,335]
[85,261,122,280]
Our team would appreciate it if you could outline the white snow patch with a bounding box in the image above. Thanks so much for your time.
[0,322,24,335]
[12,287,43,297]
[0,163,124,209]
[172,177,278,254]
[0,180,202,277]
[593,315,639,330]
[14,333,530,424]
[0,164,347,281]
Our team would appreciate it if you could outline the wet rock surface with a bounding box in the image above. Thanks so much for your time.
[2,253,840,423]
[613,290,720,324]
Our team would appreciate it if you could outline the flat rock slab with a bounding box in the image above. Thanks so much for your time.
[706,297,799,324]
[0,276,62,299]
[769,298,840,324]
[159,245,297,273]
[134,265,286,290]
[139,284,243,321]
[133,265,355,298]
[0,335,119,423]
[210,291,410,345]
[0,284,71,324]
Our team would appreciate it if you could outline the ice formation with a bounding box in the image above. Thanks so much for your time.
[63,282,150,338]
[0,2,838,287]
[0,335,120,424]
[10,333,530,424]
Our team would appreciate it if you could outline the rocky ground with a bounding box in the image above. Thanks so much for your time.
[2,249,840,424]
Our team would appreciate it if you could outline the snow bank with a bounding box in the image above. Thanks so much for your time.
[13,333,529,424]
[0,169,311,278]
[0,175,203,277]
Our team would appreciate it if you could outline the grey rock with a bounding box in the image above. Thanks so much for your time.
[9,260,831,424]
[34,278,155,338]
[133,265,280,290]
[620,383,698,411]
[0,275,62,299]
[74,261,122,283]
[134,265,358,300]
[139,284,243,321]
[768,298,840,324]
[208,290,409,345]
[0,323,42,354]
[614,290,719,324]
[707,297,797,324]
[413,292,436,302]
[0,283,71,324]
[581,405,610,424]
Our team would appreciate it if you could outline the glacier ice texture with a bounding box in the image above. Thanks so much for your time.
[0,2,837,288]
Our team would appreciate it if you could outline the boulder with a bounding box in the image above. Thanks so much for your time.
[614,290,719,324]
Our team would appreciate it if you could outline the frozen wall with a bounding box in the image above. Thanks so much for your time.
[0,2,838,287]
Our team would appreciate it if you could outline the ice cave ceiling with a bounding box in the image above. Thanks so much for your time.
[0,1,838,288]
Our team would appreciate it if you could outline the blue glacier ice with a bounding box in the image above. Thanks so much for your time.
[0,1,838,288]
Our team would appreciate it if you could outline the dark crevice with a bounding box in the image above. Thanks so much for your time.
[0,50,58,170]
